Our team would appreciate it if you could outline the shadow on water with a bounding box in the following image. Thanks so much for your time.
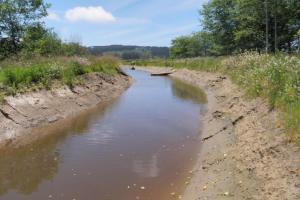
[171,78,207,104]
[0,100,116,196]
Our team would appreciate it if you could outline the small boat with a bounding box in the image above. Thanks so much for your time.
[131,66,136,70]
[151,71,175,76]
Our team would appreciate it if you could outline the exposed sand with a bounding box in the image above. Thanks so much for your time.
[137,66,300,200]
[0,72,132,148]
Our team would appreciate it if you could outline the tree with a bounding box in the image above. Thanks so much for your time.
[170,36,192,58]
[199,0,300,54]
[201,0,237,55]
[169,31,216,58]
[233,0,266,52]
[0,0,49,57]
[22,24,58,56]
[193,31,215,56]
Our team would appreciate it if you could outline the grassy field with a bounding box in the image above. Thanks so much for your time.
[129,53,300,143]
[0,56,120,100]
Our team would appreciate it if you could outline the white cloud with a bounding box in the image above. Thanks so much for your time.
[46,12,60,21]
[65,6,116,23]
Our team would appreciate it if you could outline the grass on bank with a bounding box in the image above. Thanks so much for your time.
[0,56,120,99]
[129,53,300,143]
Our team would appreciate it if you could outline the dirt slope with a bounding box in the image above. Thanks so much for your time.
[0,73,132,148]
[138,67,300,200]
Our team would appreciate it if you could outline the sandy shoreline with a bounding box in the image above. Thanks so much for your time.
[137,66,300,200]
[0,72,132,148]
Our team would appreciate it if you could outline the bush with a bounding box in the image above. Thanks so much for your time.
[61,43,88,57]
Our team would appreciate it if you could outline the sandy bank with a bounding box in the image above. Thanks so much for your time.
[0,72,132,148]
[137,67,300,200]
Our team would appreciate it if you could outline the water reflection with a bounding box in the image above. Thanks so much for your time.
[171,78,207,104]
[0,140,59,195]
[0,101,113,196]
[132,155,160,178]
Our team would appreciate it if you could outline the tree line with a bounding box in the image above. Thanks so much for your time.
[89,45,169,60]
[0,0,87,60]
[170,0,300,58]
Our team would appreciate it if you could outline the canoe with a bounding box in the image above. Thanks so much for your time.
[151,71,175,76]
[151,72,173,76]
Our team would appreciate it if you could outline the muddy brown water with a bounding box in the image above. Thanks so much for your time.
[0,70,207,200]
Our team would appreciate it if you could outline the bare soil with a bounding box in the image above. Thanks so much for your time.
[0,72,132,148]
[137,67,300,200]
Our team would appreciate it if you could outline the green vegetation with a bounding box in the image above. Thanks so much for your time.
[132,53,300,142]
[156,0,300,141]
[131,57,222,71]
[0,0,88,60]
[0,56,119,97]
[0,0,118,100]
[0,0,48,57]
[170,0,300,58]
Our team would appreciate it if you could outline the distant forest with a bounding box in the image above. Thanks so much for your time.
[88,45,169,60]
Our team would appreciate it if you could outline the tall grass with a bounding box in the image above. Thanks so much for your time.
[130,57,222,71]
[0,56,120,97]
[131,53,300,143]
[223,53,300,142]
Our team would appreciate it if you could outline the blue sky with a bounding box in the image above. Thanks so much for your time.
[44,0,206,47]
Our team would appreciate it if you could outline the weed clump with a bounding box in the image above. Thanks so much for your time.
[0,56,119,95]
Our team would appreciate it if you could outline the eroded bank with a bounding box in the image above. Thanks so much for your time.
[0,72,132,147]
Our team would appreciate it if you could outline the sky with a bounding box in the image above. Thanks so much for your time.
[44,0,207,47]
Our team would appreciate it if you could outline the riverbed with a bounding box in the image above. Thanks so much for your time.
[0,70,207,200]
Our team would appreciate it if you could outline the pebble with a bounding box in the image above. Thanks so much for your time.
[224,192,230,196]
[140,186,146,190]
